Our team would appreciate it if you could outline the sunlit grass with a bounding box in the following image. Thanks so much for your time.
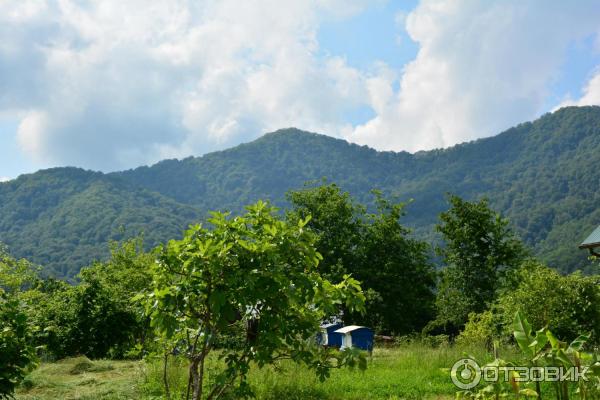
[140,342,502,399]
[17,342,514,400]
[16,356,141,400]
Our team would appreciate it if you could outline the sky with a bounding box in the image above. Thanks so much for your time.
[1,0,600,180]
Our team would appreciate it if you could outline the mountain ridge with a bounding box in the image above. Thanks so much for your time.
[2,106,600,278]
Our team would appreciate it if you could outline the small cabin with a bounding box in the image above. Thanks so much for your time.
[317,323,343,347]
[334,325,374,352]
[579,224,600,257]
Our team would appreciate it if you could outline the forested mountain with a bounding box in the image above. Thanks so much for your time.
[0,168,201,278]
[2,106,600,278]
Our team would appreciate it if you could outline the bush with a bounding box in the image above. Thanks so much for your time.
[25,278,141,360]
[23,239,153,360]
[497,261,600,342]
[0,291,37,399]
[455,310,499,348]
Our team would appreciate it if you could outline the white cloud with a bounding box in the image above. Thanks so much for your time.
[2,0,600,172]
[346,0,600,152]
[557,68,600,108]
[0,177,10,183]
[0,0,375,171]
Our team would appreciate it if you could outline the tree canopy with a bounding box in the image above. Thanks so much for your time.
[142,201,366,399]
[287,184,435,335]
[0,250,37,399]
[431,195,527,334]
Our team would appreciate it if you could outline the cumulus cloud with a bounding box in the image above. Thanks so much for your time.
[558,69,600,108]
[2,0,600,171]
[1,0,375,171]
[346,0,600,152]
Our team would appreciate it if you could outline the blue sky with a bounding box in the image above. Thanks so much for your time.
[1,0,600,180]
[317,0,419,126]
[542,33,600,109]
[0,117,31,179]
[318,1,419,72]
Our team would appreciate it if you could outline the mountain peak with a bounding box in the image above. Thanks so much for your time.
[254,127,347,145]
[3,106,600,278]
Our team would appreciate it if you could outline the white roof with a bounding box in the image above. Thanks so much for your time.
[334,325,367,334]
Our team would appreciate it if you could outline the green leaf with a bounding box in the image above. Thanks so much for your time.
[513,311,533,355]
[519,388,539,397]
[529,327,548,353]
[546,330,560,349]
[567,333,589,353]
[555,349,574,368]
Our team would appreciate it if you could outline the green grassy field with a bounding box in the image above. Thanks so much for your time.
[16,343,503,400]
[15,357,141,400]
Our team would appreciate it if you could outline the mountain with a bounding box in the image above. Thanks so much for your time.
[0,168,201,278]
[2,106,600,278]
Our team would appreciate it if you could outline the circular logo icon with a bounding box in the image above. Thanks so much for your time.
[451,358,481,390]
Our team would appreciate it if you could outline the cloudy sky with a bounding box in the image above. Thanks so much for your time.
[2,0,600,180]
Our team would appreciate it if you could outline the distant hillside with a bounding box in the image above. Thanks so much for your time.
[2,106,600,278]
[0,168,200,278]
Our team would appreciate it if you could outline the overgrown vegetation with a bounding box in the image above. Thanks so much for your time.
[429,194,527,335]
[141,201,366,399]
[287,184,435,334]
[456,312,600,400]
[2,179,600,399]
[3,107,600,278]
[0,290,37,399]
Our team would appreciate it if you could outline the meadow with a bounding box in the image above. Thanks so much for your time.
[16,342,498,400]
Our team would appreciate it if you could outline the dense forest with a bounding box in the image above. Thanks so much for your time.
[2,106,600,278]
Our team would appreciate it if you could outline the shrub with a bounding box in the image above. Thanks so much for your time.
[496,261,600,342]
[0,291,37,399]
[455,310,499,348]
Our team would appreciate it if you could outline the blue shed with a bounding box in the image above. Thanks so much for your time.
[334,325,374,352]
[317,323,343,347]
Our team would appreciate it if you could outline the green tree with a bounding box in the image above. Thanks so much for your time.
[23,276,140,360]
[287,184,435,334]
[432,195,526,334]
[78,238,154,357]
[0,248,37,399]
[497,261,600,342]
[286,182,363,283]
[23,239,153,359]
[0,244,37,291]
[352,192,435,334]
[142,201,366,400]
[0,291,37,399]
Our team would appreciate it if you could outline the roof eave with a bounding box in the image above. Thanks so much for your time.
[579,241,600,249]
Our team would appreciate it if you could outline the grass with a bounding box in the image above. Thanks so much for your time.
[139,342,502,399]
[247,345,462,400]
[16,343,508,400]
[16,356,141,400]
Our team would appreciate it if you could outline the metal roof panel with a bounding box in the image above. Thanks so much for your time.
[334,325,367,334]
[580,225,600,248]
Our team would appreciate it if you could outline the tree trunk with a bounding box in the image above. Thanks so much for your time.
[197,354,207,400]
[190,359,201,400]
[163,353,171,400]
